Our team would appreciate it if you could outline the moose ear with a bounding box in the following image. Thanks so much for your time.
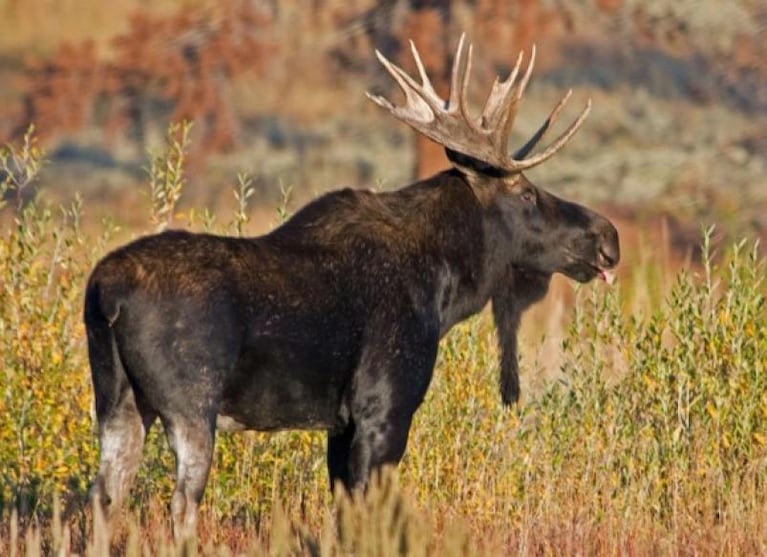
[445,149,481,177]
[445,148,513,179]
[445,148,518,204]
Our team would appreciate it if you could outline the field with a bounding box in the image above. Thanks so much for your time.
[1,0,767,555]
[1,123,766,555]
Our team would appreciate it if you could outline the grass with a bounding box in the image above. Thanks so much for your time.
[1,128,766,555]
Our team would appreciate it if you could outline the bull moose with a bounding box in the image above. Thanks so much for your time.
[85,34,619,538]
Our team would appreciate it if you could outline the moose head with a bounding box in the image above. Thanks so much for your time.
[368,34,618,287]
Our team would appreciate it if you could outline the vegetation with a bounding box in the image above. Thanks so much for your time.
[1,121,766,554]
[7,0,273,161]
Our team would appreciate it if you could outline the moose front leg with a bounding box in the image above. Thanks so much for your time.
[327,422,355,492]
[492,267,551,405]
[335,314,439,492]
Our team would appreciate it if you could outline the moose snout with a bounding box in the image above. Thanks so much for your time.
[596,222,620,269]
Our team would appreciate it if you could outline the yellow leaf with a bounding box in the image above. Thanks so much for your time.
[705,401,719,420]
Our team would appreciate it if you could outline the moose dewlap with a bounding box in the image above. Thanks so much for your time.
[85,33,619,539]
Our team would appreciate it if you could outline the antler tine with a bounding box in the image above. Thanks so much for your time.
[480,50,524,129]
[447,33,467,112]
[368,48,443,122]
[515,44,537,103]
[508,98,591,170]
[445,34,480,132]
[499,45,536,145]
[512,88,572,160]
[458,44,480,130]
[409,40,442,106]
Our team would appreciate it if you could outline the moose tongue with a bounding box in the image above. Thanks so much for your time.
[599,269,617,286]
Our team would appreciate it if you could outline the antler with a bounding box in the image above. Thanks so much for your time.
[366,33,591,173]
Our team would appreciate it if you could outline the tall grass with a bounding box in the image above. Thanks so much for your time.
[1,129,765,555]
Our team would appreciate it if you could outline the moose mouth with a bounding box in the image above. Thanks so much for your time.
[561,243,618,285]
[562,260,617,285]
[593,265,617,285]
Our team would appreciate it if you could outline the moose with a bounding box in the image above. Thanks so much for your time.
[85,34,619,538]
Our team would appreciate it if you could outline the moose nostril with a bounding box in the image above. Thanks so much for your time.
[599,246,618,268]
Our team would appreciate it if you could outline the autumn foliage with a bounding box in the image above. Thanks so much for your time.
[10,0,274,157]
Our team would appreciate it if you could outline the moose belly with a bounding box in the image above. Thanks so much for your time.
[216,386,344,432]
[217,339,351,432]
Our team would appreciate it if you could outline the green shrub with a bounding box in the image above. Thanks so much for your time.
[0,128,101,515]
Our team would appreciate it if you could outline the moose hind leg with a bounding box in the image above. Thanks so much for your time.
[87,301,156,521]
[91,390,156,521]
[162,416,215,540]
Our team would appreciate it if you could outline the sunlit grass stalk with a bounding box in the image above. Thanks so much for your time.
[147,121,193,232]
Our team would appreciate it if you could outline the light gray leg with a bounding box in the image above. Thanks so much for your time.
[162,416,215,540]
[90,392,155,520]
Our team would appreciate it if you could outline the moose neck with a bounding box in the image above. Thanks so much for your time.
[420,170,528,337]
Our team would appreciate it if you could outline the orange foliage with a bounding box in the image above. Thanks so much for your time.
[20,42,102,138]
[12,0,275,157]
[596,0,622,13]
[474,0,567,64]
